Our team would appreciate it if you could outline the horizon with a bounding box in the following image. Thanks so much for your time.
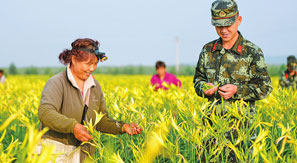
[0,56,289,69]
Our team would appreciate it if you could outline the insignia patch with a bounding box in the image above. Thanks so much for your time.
[212,42,218,52]
[237,44,242,54]
[219,11,227,17]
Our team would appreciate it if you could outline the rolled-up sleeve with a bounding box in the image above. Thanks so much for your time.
[172,75,182,88]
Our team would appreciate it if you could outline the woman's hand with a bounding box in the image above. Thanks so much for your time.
[122,123,142,135]
[74,123,93,142]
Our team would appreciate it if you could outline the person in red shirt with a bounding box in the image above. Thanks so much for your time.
[150,61,182,90]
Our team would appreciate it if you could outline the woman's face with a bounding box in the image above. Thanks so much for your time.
[157,67,166,77]
[71,54,98,81]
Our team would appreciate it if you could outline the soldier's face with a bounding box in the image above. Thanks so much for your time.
[215,16,242,43]
[288,63,297,72]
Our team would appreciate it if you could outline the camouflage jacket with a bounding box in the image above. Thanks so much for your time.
[279,70,297,89]
[193,32,272,108]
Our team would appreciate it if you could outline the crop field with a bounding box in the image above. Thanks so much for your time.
[0,75,296,162]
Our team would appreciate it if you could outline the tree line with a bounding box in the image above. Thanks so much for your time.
[1,62,287,77]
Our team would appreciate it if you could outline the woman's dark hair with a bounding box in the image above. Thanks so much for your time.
[0,69,3,74]
[59,38,99,65]
[155,61,166,69]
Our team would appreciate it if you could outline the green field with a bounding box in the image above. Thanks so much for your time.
[0,75,296,162]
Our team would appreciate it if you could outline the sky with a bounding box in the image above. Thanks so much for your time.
[0,0,297,67]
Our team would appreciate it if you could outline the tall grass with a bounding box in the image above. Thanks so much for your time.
[0,75,296,162]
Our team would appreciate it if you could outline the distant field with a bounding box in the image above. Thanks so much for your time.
[1,64,287,76]
[0,75,296,162]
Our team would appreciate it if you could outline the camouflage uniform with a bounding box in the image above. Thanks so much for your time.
[194,0,272,112]
[193,32,273,162]
[193,32,273,111]
[279,71,297,89]
[194,0,273,162]
[279,56,297,89]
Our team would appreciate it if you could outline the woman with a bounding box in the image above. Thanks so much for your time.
[0,69,5,83]
[38,38,142,162]
[151,61,182,90]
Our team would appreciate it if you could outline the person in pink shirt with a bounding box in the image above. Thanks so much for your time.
[151,61,182,90]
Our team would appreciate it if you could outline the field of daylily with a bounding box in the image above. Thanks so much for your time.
[0,75,296,162]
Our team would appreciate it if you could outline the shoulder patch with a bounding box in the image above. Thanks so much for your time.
[237,44,242,54]
[203,39,219,53]
[212,42,218,52]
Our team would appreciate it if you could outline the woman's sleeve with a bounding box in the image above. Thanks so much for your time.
[174,75,182,88]
[38,79,78,134]
[151,75,156,86]
[96,86,125,135]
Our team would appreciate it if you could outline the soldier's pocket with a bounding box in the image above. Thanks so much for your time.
[229,62,251,82]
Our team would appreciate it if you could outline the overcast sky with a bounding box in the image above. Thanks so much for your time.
[0,0,297,67]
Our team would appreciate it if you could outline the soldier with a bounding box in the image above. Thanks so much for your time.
[193,0,272,161]
[279,55,297,89]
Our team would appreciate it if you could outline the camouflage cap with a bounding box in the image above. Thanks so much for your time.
[211,0,239,27]
[287,55,297,65]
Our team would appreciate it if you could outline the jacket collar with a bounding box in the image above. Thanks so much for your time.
[212,31,244,55]
[285,69,297,79]
[157,72,170,79]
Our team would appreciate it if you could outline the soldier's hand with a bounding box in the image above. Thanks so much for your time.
[218,84,237,100]
[74,123,93,142]
[203,83,218,96]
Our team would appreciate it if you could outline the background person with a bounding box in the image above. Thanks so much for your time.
[0,70,6,83]
[151,61,182,90]
[279,55,297,89]
[38,38,142,162]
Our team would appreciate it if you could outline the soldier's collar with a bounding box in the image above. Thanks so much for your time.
[231,31,244,55]
[212,31,244,55]
[285,69,297,79]
[212,39,223,53]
